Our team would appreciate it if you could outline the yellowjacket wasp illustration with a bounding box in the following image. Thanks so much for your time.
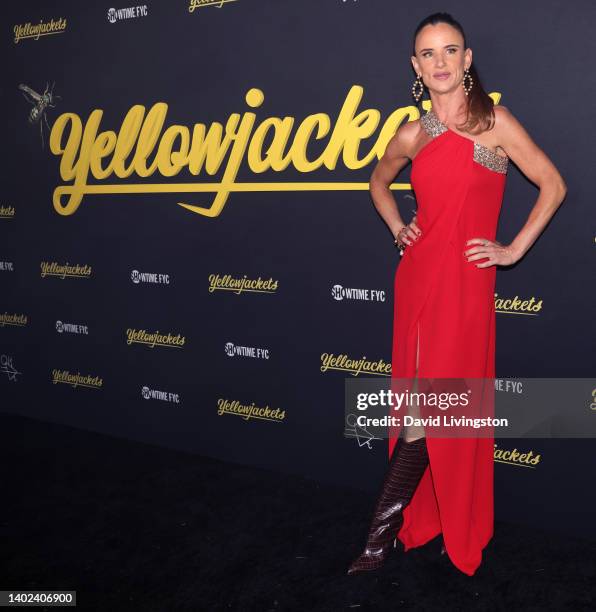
[19,81,62,149]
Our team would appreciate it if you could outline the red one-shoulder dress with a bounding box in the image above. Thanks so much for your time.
[389,107,508,576]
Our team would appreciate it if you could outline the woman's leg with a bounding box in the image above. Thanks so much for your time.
[347,324,430,575]
[347,434,430,574]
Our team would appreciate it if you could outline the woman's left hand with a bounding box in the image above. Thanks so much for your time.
[464,238,518,268]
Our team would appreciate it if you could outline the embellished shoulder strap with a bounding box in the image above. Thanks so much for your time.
[420,108,508,174]
[420,109,448,137]
[473,142,508,174]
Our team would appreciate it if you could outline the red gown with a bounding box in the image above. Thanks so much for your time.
[389,108,508,576]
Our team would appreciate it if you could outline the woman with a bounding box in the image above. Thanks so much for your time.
[347,12,567,577]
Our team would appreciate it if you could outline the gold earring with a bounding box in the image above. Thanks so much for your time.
[462,67,474,96]
[412,73,424,102]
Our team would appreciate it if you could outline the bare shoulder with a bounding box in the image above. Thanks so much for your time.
[371,118,421,184]
[493,104,512,122]
[493,105,567,190]
[493,105,529,143]
[383,117,423,161]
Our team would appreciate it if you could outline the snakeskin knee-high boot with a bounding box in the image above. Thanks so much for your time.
[347,436,429,575]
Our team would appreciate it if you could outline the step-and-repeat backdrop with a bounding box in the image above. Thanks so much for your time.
[2,1,594,538]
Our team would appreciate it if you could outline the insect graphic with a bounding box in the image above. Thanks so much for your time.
[18,81,62,149]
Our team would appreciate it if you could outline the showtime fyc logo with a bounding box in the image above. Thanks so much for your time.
[225,342,269,359]
[107,5,148,24]
[56,320,89,335]
[141,385,180,403]
[332,284,386,302]
[131,269,170,285]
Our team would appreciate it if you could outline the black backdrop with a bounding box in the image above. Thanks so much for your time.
[2,0,594,540]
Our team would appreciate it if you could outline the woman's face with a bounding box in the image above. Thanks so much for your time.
[411,23,471,95]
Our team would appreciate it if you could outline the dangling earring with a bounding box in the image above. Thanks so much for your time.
[462,67,474,96]
[411,73,424,102]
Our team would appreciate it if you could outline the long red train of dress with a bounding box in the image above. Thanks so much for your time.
[389,107,508,576]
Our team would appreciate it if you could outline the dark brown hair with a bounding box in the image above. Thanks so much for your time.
[412,12,495,134]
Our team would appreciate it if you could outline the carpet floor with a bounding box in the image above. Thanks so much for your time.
[1,413,595,611]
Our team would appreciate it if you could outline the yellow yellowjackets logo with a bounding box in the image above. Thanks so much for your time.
[49,86,504,219]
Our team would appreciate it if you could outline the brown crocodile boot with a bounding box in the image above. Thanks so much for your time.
[347,436,429,575]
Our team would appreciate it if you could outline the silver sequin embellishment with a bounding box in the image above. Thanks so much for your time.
[420,109,448,137]
[420,109,508,174]
[473,142,508,174]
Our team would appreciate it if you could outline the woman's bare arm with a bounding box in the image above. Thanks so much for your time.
[466,106,567,266]
[370,123,421,246]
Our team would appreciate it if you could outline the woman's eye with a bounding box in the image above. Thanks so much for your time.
[422,49,456,57]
